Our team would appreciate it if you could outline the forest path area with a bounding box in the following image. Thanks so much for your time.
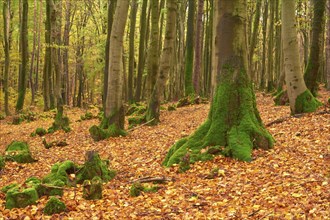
[0,89,329,219]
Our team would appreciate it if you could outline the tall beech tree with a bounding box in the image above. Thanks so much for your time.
[327,0,330,90]
[145,0,177,124]
[281,0,321,114]
[89,0,129,141]
[304,0,326,96]
[3,0,11,115]
[184,0,195,96]
[163,0,274,168]
[16,0,29,112]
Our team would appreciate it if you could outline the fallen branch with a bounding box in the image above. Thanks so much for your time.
[130,176,174,184]
[128,118,155,132]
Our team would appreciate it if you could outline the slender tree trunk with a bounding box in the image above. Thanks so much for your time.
[103,0,116,109]
[327,0,330,90]
[145,0,160,99]
[193,0,204,95]
[164,0,273,167]
[3,0,11,115]
[43,0,52,111]
[62,0,72,105]
[145,0,177,123]
[282,0,321,114]
[16,0,28,112]
[260,0,268,90]
[128,0,138,103]
[35,0,42,95]
[248,0,262,82]
[105,0,129,131]
[184,0,195,96]
[266,0,275,92]
[134,0,148,102]
[304,0,326,95]
[29,0,38,105]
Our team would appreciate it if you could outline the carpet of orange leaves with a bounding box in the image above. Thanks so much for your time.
[0,88,329,219]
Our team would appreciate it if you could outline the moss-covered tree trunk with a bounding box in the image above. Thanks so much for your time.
[103,0,117,109]
[163,0,274,168]
[16,0,29,112]
[327,0,330,90]
[304,0,326,96]
[3,0,11,116]
[145,0,177,123]
[282,0,321,114]
[145,0,160,99]
[43,0,52,111]
[90,0,129,141]
[184,0,195,96]
[134,0,148,102]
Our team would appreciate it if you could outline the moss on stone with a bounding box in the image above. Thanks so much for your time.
[43,196,66,215]
[5,141,36,163]
[0,156,5,171]
[48,111,71,133]
[5,187,39,209]
[128,115,146,128]
[126,103,147,116]
[42,160,77,193]
[167,105,176,111]
[1,183,19,193]
[76,151,116,184]
[36,128,47,136]
[129,183,159,197]
[89,123,127,141]
[163,67,274,168]
[82,176,103,200]
[294,90,322,114]
[81,112,94,120]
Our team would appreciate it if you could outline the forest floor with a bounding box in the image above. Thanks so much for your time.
[0,88,329,219]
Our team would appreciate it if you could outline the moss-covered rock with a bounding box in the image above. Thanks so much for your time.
[1,183,19,193]
[167,105,177,111]
[42,160,77,195]
[82,176,103,200]
[12,115,23,125]
[81,112,94,120]
[48,111,71,133]
[36,128,47,136]
[128,115,146,129]
[5,187,39,209]
[295,90,322,113]
[24,176,63,197]
[129,183,159,197]
[0,156,5,171]
[126,103,147,116]
[5,141,36,163]
[76,151,116,184]
[43,196,66,215]
[89,123,126,141]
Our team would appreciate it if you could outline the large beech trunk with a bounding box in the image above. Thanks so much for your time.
[163,0,274,167]
[281,0,321,114]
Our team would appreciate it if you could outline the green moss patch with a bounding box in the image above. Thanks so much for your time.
[163,66,274,169]
[44,196,66,215]
[82,176,103,200]
[48,111,71,133]
[0,156,5,171]
[81,112,94,121]
[76,151,116,184]
[5,141,36,163]
[129,182,159,197]
[295,90,322,114]
[5,187,39,209]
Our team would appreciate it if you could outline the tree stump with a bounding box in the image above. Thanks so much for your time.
[83,176,102,200]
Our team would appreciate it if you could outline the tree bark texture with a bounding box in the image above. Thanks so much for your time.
[304,0,326,95]
[3,0,11,115]
[164,0,273,167]
[282,0,321,114]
